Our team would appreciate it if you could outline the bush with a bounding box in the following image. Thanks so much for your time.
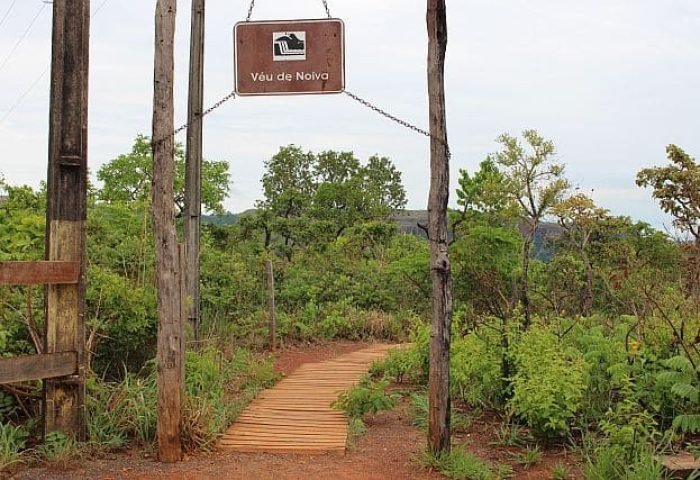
[451,328,504,407]
[508,325,588,438]
[332,377,397,419]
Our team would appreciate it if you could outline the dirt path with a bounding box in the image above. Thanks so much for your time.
[13,342,441,480]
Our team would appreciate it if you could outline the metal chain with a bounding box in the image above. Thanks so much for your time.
[153,90,237,147]
[246,0,332,22]
[246,0,255,22]
[321,0,332,18]
[344,90,451,159]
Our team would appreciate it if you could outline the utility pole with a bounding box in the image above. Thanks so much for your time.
[185,0,205,341]
[152,0,182,463]
[44,0,89,441]
[426,0,452,455]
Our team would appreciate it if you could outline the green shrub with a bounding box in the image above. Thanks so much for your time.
[509,325,588,438]
[451,328,504,407]
[332,377,397,418]
[657,355,700,434]
[0,422,28,471]
[584,444,665,480]
[36,431,79,468]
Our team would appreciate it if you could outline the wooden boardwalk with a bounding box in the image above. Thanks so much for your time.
[219,344,399,455]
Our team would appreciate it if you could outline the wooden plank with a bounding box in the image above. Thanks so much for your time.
[220,344,400,454]
[0,262,79,285]
[0,352,77,384]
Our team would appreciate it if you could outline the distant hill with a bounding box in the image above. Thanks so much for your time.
[203,208,561,260]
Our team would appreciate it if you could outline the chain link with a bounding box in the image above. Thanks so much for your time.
[321,0,332,18]
[344,90,451,159]
[245,0,255,22]
[246,0,332,22]
[153,90,237,147]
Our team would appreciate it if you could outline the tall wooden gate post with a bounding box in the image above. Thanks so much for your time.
[44,0,90,440]
[426,0,452,455]
[153,0,183,463]
[185,0,205,341]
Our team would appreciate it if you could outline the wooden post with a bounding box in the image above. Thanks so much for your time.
[152,0,182,463]
[266,259,277,350]
[44,0,90,441]
[426,0,452,455]
[185,0,205,341]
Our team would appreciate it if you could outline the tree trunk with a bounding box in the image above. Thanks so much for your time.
[152,0,182,463]
[266,259,277,350]
[521,222,535,330]
[582,250,594,317]
[426,0,452,456]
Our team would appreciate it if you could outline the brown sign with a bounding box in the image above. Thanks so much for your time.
[234,19,345,96]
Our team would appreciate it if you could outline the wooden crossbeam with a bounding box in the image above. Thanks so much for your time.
[0,261,79,285]
[0,352,77,384]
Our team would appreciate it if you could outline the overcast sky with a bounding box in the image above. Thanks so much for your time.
[1,0,699,229]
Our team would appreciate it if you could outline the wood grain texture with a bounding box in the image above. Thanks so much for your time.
[153,0,182,464]
[0,262,80,285]
[426,0,452,455]
[219,344,404,455]
[0,352,77,384]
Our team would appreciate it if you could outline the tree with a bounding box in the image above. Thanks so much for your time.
[552,193,609,316]
[495,130,569,329]
[256,145,407,259]
[637,145,700,302]
[96,135,230,215]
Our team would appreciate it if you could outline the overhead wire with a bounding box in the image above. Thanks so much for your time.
[0,2,47,75]
[0,0,109,126]
[0,0,19,30]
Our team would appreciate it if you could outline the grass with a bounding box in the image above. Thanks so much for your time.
[0,422,28,472]
[551,461,571,480]
[421,447,512,480]
[512,445,542,469]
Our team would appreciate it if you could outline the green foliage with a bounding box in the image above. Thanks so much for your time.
[551,462,571,480]
[512,445,542,469]
[657,355,700,434]
[96,134,230,214]
[408,390,429,431]
[451,328,504,407]
[182,347,278,450]
[86,348,278,452]
[421,448,511,480]
[36,431,79,467]
[636,145,700,242]
[584,444,665,480]
[370,344,425,384]
[332,377,397,419]
[0,422,28,471]
[509,325,588,438]
[491,422,529,447]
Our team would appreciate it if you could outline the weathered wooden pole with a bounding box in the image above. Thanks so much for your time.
[152,0,182,463]
[44,0,90,441]
[265,259,277,350]
[426,0,452,455]
[185,0,205,341]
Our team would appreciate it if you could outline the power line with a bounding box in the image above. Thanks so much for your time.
[0,0,109,126]
[0,0,19,30]
[0,2,47,75]
[0,65,47,125]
